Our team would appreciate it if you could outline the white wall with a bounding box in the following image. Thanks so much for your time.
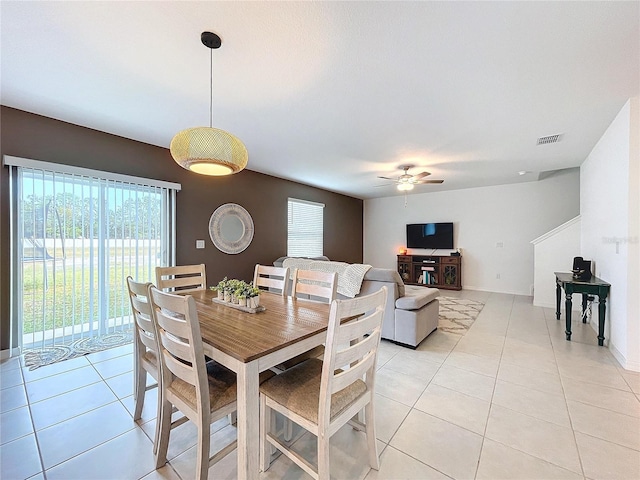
[581,97,640,371]
[532,216,581,309]
[364,169,580,296]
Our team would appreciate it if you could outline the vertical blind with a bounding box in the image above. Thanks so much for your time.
[5,156,180,350]
[287,198,324,257]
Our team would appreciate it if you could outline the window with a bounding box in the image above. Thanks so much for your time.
[287,198,324,257]
[5,156,180,350]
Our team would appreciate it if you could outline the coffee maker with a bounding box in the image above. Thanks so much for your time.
[572,257,592,280]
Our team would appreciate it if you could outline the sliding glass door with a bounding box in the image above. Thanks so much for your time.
[7,157,179,351]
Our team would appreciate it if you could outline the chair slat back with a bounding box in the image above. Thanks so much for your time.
[291,269,337,303]
[320,287,387,408]
[156,264,206,293]
[149,287,208,400]
[253,264,290,296]
[127,276,158,354]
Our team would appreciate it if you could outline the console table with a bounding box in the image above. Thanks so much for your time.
[554,272,611,346]
[397,254,462,290]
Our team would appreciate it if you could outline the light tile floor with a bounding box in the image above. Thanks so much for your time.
[2,291,640,479]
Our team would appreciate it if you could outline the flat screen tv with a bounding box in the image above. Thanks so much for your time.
[406,223,454,249]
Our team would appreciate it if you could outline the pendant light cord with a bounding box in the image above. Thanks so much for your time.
[209,47,213,128]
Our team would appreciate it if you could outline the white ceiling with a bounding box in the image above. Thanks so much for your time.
[1,1,638,199]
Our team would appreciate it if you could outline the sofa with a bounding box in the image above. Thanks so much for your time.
[274,257,440,348]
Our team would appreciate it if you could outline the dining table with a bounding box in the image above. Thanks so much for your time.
[188,289,332,480]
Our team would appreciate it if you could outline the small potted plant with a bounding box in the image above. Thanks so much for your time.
[211,277,228,301]
[230,279,244,304]
[246,282,261,309]
[235,280,250,307]
[224,279,237,302]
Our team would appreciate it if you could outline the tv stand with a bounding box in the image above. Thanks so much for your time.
[397,254,462,290]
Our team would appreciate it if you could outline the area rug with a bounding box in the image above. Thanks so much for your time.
[23,329,134,370]
[438,297,485,335]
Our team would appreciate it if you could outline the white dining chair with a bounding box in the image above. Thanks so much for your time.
[275,269,339,440]
[275,269,338,372]
[155,264,206,293]
[253,264,290,296]
[126,276,161,453]
[259,287,388,479]
[149,286,238,478]
[291,268,338,303]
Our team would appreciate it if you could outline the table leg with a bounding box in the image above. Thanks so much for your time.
[556,283,561,320]
[236,361,260,480]
[565,293,573,341]
[598,296,607,346]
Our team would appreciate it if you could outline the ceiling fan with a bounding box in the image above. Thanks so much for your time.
[377,165,444,191]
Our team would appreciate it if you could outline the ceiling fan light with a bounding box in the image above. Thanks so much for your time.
[397,183,414,191]
[170,127,248,175]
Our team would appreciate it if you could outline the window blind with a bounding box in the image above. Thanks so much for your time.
[287,198,324,257]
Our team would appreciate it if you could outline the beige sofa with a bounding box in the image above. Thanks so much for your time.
[274,257,440,348]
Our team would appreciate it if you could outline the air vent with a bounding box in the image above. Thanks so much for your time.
[537,134,562,145]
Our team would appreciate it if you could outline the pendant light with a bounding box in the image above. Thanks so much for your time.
[170,32,248,176]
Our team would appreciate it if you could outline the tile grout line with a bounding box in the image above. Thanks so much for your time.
[472,292,513,480]
[544,303,587,479]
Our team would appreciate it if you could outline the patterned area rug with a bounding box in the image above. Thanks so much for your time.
[24,329,134,370]
[438,297,485,335]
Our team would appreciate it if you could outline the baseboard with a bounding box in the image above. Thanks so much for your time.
[463,285,533,297]
[0,347,21,360]
[608,341,640,372]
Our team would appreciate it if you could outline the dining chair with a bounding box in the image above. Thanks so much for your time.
[126,276,161,453]
[274,269,339,441]
[259,286,388,480]
[148,286,238,478]
[275,269,338,372]
[155,264,206,293]
[253,264,290,296]
[291,269,338,303]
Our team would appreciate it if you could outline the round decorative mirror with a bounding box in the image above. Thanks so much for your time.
[209,203,254,254]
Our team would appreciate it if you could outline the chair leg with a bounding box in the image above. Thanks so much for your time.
[269,408,278,455]
[284,417,294,442]
[260,394,271,472]
[317,427,330,480]
[260,395,276,472]
[364,402,379,470]
[154,397,173,469]
[152,385,162,455]
[133,366,146,421]
[196,421,211,480]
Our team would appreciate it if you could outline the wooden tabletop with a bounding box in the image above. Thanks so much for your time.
[554,272,611,287]
[189,289,331,363]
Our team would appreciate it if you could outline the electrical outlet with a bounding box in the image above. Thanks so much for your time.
[196,240,205,249]
[496,242,504,248]
[496,273,501,279]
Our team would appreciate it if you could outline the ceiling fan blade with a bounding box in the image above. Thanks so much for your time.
[373,183,394,188]
[411,171,431,180]
[377,176,397,181]
[415,179,444,184]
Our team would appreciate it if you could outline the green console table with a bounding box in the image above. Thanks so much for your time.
[555,272,611,346]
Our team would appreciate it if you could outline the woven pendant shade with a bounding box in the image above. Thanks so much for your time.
[170,127,248,175]
[170,32,248,176]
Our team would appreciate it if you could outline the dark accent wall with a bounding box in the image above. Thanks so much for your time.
[0,106,363,351]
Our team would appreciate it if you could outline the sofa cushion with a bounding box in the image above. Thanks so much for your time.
[395,286,440,310]
[364,268,405,297]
